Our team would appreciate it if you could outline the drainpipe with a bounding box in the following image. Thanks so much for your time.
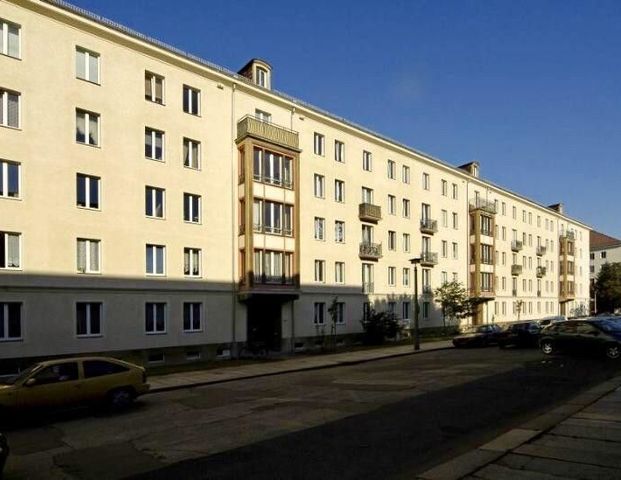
[230,82,238,357]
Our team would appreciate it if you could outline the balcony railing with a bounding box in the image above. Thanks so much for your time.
[420,251,438,266]
[253,224,293,237]
[359,242,382,260]
[359,203,382,222]
[419,218,438,234]
[470,288,495,298]
[480,228,494,237]
[536,266,546,277]
[511,240,523,252]
[511,264,523,275]
[362,282,374,294]
[561,230,576,241]
[469,198,497,214]
[536,245,547,256]
[252,173,293,189]
[253,273,295,285]
[237,115,299,150]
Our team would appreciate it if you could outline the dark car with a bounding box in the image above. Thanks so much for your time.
[539,319,621,359]
[452,324,502,348]
[0,433,8,477]
[498,321,541,348]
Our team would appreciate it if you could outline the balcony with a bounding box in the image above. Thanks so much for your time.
[469,198,497,214]
[362,282,374,294]
[253,273,295,286]
[536,266,547,278]
[511,264,523,275]
[422,285,434,295]
[470,288,495,299]
[419,218,438,234]
[359,242,382,260]
[560,231,576,241]
[420,251,438,266]
[359,203,382,223]
[236,115,299,151]
[560,290,575,301]
[536,245,547,256]
[511,240,523,252]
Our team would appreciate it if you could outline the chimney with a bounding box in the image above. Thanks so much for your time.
[548,203,564,214]
[458,161,480,178]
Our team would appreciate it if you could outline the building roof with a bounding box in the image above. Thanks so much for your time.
[590,230,621,251]
[40,0,590,229]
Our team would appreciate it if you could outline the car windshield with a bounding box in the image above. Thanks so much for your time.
[0,363,41,385]
[594,320,621,333]
[460,325,489,334]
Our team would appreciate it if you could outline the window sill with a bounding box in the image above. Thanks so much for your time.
[146,274,166,277]
[0,53,21,61]
[0,124,21,131]
[0,196,21,201]
[77,334,103,339]
[146,216,166,220]
[184,165,201,172]
[76,77,101,86]
[0,338,23,343]
[76,271,102,275]
[145,99,166,106]
[76,141,101,149]
[184,275,203,279]
[183,330,203,334]
[0,267,22,272]
[145,331,167,335]
[183,112,201,118]
[184,221,202,225]
[77,206,101,212]
[145,157,165,163]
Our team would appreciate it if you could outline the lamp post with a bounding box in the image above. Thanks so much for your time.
[410,257,421,351]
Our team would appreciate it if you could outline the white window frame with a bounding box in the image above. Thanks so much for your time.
[145,302,167,334]
[183,85,200,115]
[403,268,410,287]
[184,193,202,224]
[402,165,410,184]
[334,140,345,162]
[402,199,410,218]
[422,172,430,190]
[314,260,325,282]
[145,127,164,161]
[183,302,202,333]
[403,233,411,253]
[145,71,164,104]
[388,266,396,286]
[335,220,345,243]
[0,231,20,270]
[0,302,22,341]
[76,173,100,210]
[362,150,372,171]
[335,262,345,284]
[334,302,345,325]
[314,302,325,325]
[0,88,20,129]
[314,132,325,156]
[334,179,345,203]
[184,247,201,277]
[314,217,325,241]
[0,159,20,199]
[0,19,21,59]
[76,238,101,274]
[183,137,201,170]
[75,47,100,84]
[388,195,396,215]
[314,174,325,198]
[387,159,396,179]
[145,186,165,218]
[75,302,103,337]
[75,109,99,146]
[146,244,166,276]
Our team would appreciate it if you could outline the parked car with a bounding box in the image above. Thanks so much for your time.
[537,316,567,328]
[0,433,8,478]
[452,324,502,348]
[0,357,149,413]
[539,319,621,359]
[498,321,541,348]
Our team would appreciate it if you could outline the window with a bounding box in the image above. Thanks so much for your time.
[402,199,410,218]
[452,183,458,199]
[441,180,447,196]
[442,210,448,228]
[254,148,293,187]
[422,302,430,319]
[313,133,325,156]
[183,138,200,169]
[388,231,396,251]
[314,217,325,240]
[387,159,396,179]
[145,127,164,160]
[314,302,325,325]
[83,360,128,378]
[335,140,345,162]
[601,251,607,259]
[75,47,99,84]
[76,302,102,337]
[0,302,21,340]
[0,231,20,269]
[0,19,20,58]
[442,240,448,258]
[0,160,19,198]
[183,302,202,332]
[362,263,374,293]
[452,242,458,259]
[184,247,201,277]
[363,150,372,171]
[362,187,374,204]
[184,193,201,223]
[402,165,410,184]
[335,262,345,283]
[256,67,268,87]
[183,85,200,115]
[144,72,164,104]
[0,88,18,129]
[403,233,411,253]
[76,173,100,209]
[146,244,165,275]
[402,301,410,320]
[403,268,410,287]
[422,173,430,190]
[33,362,79,385]
[76,238,100,273]
[335,221,345,243]
[441,271,448,284]
[255,109,271,122]
[145,303,166,334]
[388,266,396,286]
[335,179,345,202]
[388,195,396,215]
[314,174,325,198]
[145,186,165,218]
[452,212,458,229]
[75,109,99,145]
[314,260,325,282]
[333,302,345,324]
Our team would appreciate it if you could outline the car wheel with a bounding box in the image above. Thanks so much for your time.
[605,344,620,360]
[541,340,554,355]
[107,387,135,410]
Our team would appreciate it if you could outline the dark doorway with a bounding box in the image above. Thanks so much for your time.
[247,297,283,352]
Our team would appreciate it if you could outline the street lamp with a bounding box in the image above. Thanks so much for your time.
[410,257,421,351]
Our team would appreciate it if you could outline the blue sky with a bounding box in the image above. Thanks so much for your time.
[69,0,621,237]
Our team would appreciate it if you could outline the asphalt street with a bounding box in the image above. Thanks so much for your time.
[5,348,621,479]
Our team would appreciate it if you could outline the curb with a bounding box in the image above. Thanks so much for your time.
[416,374,621,480]
[146,344,454,394]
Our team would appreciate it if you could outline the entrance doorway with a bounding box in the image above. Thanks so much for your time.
[247,298,282,352]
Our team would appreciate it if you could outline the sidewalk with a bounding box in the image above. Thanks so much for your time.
[417,374,621,480]
[148,340,453,393]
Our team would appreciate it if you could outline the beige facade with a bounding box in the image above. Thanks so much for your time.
[0,0,590,368]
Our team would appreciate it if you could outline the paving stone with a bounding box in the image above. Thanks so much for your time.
[499,453,621,480]
[473,463,571,479]
[532,433,621,455]
[574,411,621,423]
[521,413,570,432]
[479,428,541,452]
[417,449,504,480]
[515,443,621,469]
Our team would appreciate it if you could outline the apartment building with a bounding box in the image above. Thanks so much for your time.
[0,0,590,369]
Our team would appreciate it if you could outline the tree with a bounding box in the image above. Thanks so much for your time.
[515,300,524,321]
[327,296,340,350]
[595,263,621,313]
[360,309,401,345]
[434,281,474,329]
